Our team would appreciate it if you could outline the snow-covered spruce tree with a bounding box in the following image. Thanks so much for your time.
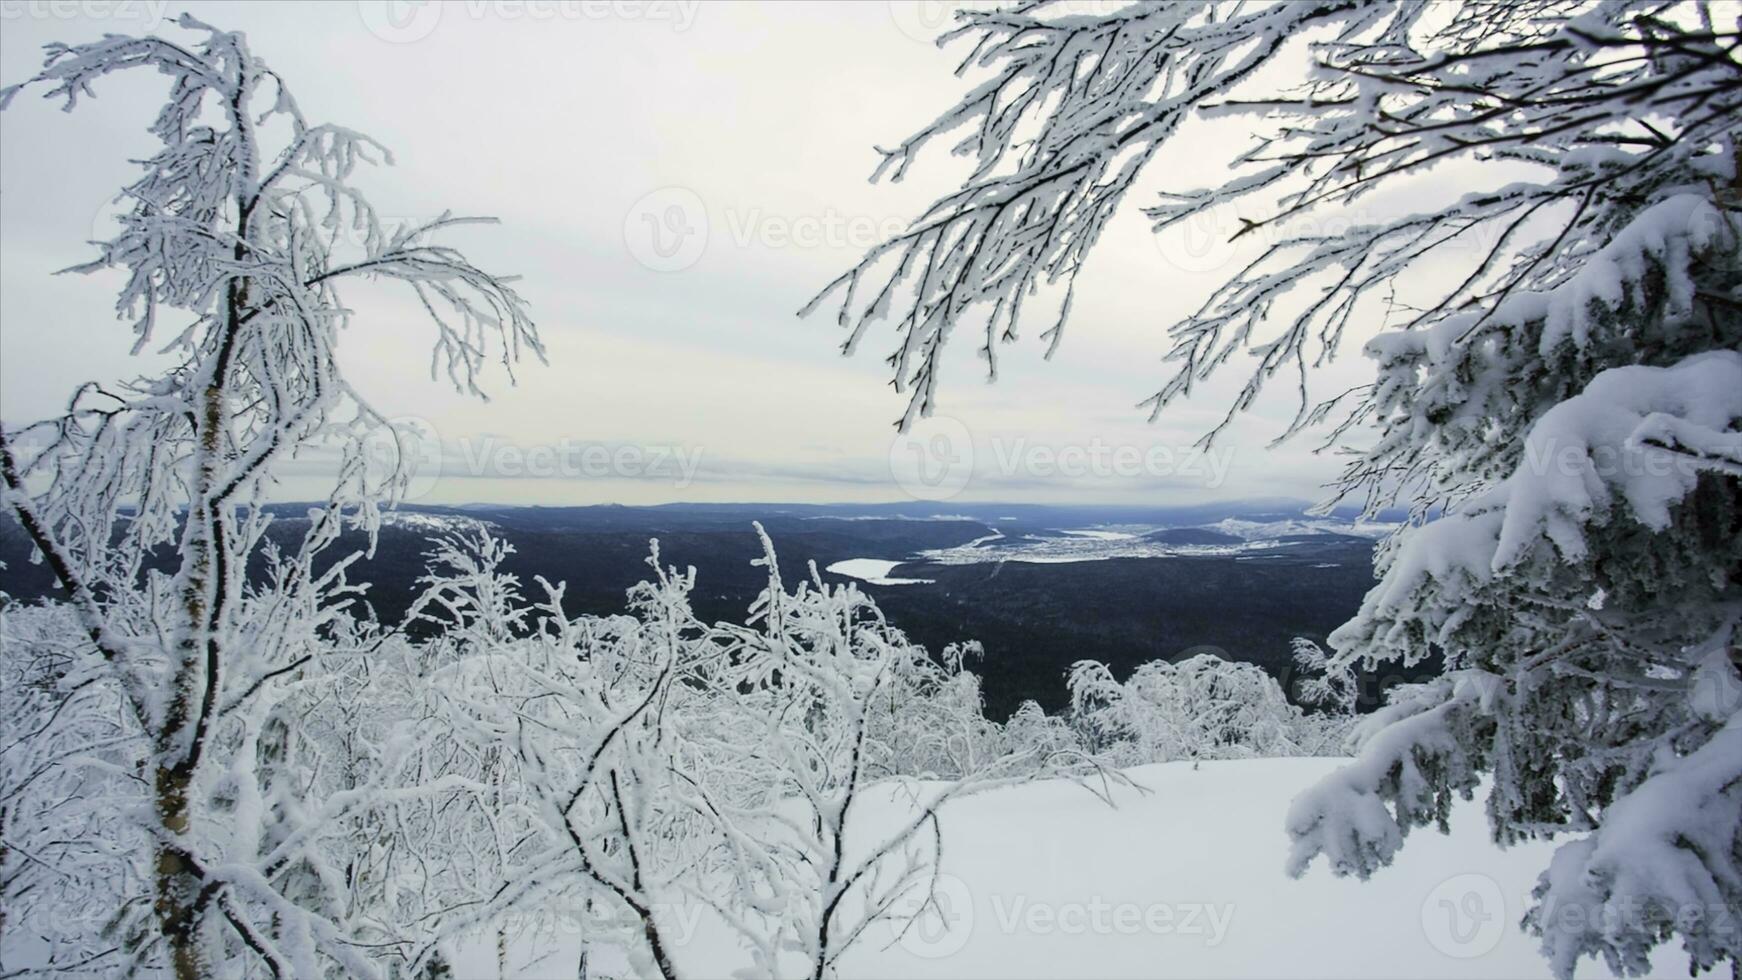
[0,18,540,977]
[821,2,1742,974]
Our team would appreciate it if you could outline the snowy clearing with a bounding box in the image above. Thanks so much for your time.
[1057,528,1140,541]
[1208,518,1399,540]
[920,534,1269,565]
[458,758,1690,979]
[912,520,1393,566]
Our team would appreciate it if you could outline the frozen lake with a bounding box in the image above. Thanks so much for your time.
[824,557,935,585]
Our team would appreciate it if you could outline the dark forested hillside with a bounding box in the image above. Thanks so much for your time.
[0,501,1416,718]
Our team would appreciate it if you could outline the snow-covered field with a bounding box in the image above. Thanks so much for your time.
[817,520,1396,573]
[378,511,497,535]
[915,526,1369,566]
[458,758,1688,978]
[1056,528,1140,541]
[1207,518,1399,540]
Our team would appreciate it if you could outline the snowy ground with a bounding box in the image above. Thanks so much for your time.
[1207,518,1399,540]
[914,521,1395,566]
[456,758,1689,979]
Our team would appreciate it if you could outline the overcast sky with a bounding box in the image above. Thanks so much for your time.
[0,1,1376,507]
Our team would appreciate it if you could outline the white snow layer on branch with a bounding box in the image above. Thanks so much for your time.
[1285,671,1502,879]
[1532,701,1742,977]
[1333,350,1742,668]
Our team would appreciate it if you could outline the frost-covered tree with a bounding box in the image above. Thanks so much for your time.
[0,17,539,977]
[1067,654,1345,765]
[0,19,1116,980]
[1289,637,1362,718]
[418,525,1105,980]
[825,2,1742,974]
[0,602,148,977]
[713,526,1097,979]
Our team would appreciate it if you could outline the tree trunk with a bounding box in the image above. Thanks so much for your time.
[149,205,251,980]
[0,805,10,970]
[154,762,204,980]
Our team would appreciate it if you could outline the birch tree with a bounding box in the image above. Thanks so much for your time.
[0,17,540,977]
